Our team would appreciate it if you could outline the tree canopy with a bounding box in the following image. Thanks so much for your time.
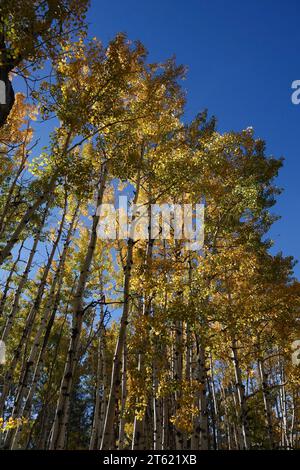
[0,1,299,451]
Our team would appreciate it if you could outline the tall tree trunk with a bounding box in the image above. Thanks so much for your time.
[0,201,65,420]
[118,339,127,449]
[1,201,49,342]
[49,163,107,450]
[153,349,163,450]
[191,334,208,450]
[101,163,142,450]
[2,199,68,448]
[257,356,274,448]
[100,237,134,450]
[208,352,220,449]
[0,176,56,266]
[9,204,78,449]
[231,338,251,450]
[89,304,106,450]
[0,131,72,266]
[0,143,28,237]
[0,241,24,315]
[174,320,184,450]
[132,226,153,450]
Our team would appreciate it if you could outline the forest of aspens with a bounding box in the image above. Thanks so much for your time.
[0,0,299,451]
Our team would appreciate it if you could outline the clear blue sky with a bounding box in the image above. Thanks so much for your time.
[87,0,300,277]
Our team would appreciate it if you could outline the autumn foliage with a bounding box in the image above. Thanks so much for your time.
[0,1,299,450]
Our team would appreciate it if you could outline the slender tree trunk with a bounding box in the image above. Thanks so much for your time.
[89,304,106,450]
[0,241,24,315]
[100,236,134,450]
[221,385,232,450]
[118,339,127,449]
[0,146,28,237]
[231,338,251,450]
[0,131,72,266]
[153,342,163,451]
[10,205,78,449]
[208,352,220,449]
[0,202,66,420]
[132,226,153,450]
[174,320,183,450]
[101,162,143,450]
[1,201,49,342]
[278,356,291,449]
[257,356,274,448]
[198,340,209,449]
[2,200,68,448]
[191,334,208,450]
[0,176,56,266]
[49,163,107,450]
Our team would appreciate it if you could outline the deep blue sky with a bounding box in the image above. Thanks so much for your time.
[87,0,300,277]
